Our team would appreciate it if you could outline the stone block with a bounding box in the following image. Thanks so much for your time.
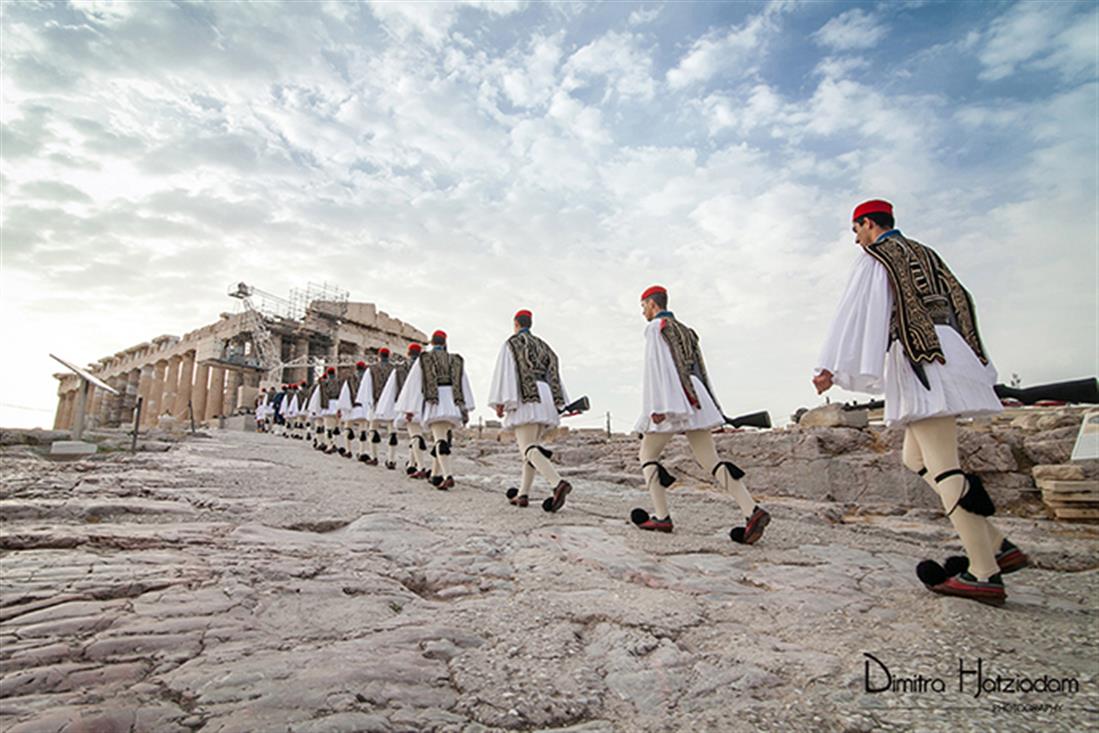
[49,441,97,458]
[797,404,868,429]
[1032,464,1086,481]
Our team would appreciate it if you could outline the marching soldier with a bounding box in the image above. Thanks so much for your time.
[337,361,368,458]
[632,285,770,544]
[814,199,1026,605]
[397,330,475,489]
[488,309,572,511]
[358,349,397,467]
[377,343,427,476]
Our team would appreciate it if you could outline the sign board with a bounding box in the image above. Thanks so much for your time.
[1070,409,1099,461]
[50,353,119,394]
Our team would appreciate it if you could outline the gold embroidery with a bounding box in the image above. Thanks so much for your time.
[866,234,988,366]
[369,362,395,404]
[506,331,565,406]
[659,318,713,408]
[420,350,466,407]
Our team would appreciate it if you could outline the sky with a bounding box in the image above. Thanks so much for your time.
[1,0,1096,432]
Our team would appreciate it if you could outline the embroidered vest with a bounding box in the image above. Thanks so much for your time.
[659,317,711,408]
[369,362,394,403]
[348,371,364,406]
[420,350,465,407]
[506,331,565,406]
[865,234,988,366]
[393,360,411,394]
[321,378,341,407]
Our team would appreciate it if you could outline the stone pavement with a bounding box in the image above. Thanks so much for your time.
[1,431,1096,732]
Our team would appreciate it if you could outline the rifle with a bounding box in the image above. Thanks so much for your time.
[843,399,884,412]
[723,410,772,429]
[994,378,1098,405]
[559,396,590,416]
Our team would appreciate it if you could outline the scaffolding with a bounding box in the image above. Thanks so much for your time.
[227,281,364,387]
[289,282,350,322]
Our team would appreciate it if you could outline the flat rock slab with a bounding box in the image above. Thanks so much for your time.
[48,440,97,458]
[1,430,1097,732]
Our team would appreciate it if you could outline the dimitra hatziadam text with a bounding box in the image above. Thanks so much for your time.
[863,653,1082,698]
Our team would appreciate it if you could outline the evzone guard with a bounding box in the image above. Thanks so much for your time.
[397,330,475,490]
[375,343,427,477]
[631,285,771,544]
[305,378,323,448]
[336,361,369,459]
[488,309,572,512]
[814,199,1027,606]
[358,349,399,468]
[306,371,334,451]
[254,388,270,433]
[280,383,299,439]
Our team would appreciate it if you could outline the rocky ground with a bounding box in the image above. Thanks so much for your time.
[1,426,1097,733]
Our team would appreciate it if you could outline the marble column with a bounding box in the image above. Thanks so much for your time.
[145,360,168,427]
[122,368,141,424]
[173,351,196,419]
[192,363,211,424]
[204,366,225,421]
[295,336,310,384]
[225,370,242,415]
[55,390,73,430]
[53,392,66,430]
[107,374,127,426]
[162,355,182,421]
[137,364,155,427]
[63,391,77,430]
[85,384,102,428]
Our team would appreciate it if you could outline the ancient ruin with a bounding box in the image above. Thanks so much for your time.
[51,283,426,432]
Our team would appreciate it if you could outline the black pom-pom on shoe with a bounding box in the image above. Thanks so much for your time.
[542,497,555,512]
[944,555,970,577]
[506,487,519,500]
[916,559,949,587]
[630,508,650,526]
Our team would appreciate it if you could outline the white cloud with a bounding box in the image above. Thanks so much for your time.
[366,0,522,45]
[0,1,1094,437]
[628,6,662,26]
[977,2,1098,81]
[666,7,785,90]
[563,31,656,102]
[813,8,887,52]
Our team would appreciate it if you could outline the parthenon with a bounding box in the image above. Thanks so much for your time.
[52,290,426,432]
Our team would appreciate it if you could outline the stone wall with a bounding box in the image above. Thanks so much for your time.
[475,407,1093,516]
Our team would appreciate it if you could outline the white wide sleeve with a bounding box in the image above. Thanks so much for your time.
[337,382,353,412]
[376,371,399,414]
[815,252,892,394]
[357,372,374,411]
[395,360,424,415]
[460,370,475,412]
[488,344,519,410]
[640,322,693,418]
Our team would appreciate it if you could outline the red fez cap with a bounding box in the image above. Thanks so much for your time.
[281,384,287,389]
[355,360,366,368]
[432,330,447,340]
[379,348,390,357]
[408,343,422,353]
[514,309,532,321]
[852,199,893,221]
[326,366,335,374]
[641,285,666,302]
